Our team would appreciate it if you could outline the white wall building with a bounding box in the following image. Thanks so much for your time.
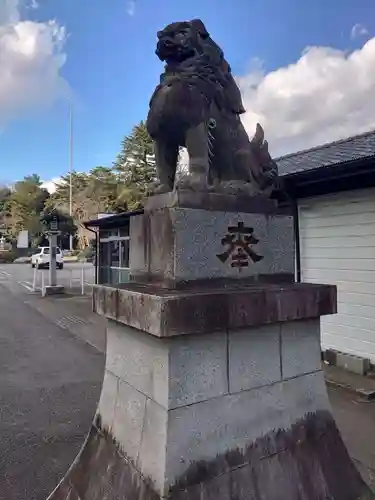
[278,130,375,365]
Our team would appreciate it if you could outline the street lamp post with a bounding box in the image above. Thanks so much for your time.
[69,102,73,252]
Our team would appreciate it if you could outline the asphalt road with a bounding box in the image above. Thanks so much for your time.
[0,262,94,294]
[329,386,375,491]
[0,280,104,500]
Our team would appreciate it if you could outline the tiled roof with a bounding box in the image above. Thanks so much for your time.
[276,129,375,177]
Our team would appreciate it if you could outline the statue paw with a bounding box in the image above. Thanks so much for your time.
[218,181,259,196]
[175,174,208,192]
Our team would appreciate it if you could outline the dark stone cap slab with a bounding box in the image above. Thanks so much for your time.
[144,190,288,215]
[93,282,337,337]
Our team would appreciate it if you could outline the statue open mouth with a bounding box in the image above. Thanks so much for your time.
[156,38,195,64]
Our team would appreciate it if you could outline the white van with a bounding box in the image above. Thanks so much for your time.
[31,247,64,269]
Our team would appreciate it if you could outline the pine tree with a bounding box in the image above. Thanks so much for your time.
[49,169,119,248]
[114,121,156,210]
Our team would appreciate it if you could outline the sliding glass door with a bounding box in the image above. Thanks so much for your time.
[98,227,130,285]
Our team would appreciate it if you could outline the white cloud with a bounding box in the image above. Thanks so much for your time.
[238,37,375,157]
[41,177,60,193]
[0,0,68,127]
[351,23,369,40]
[126,0,135,16]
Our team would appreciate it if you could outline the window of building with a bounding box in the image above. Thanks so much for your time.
[119,226,130,237]
[98,223,130,285]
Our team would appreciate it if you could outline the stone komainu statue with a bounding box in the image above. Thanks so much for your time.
[146,19,278,195]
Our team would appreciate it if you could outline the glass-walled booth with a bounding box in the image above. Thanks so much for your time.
[84,210,143,286]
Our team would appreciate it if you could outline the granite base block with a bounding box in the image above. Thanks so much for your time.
[228,323,282,392]
[104,321,229,410]
[101,318,324,414]
[129,207,294,287]
[281,319,322,379]
[74,317,339,496]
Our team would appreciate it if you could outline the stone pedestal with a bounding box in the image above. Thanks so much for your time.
[48,192,373,500]
[43,285,64,297]
[130,191,294,288]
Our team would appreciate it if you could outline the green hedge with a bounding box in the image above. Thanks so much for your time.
[0,251,16,263]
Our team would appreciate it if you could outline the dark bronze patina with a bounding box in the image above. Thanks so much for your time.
[147,19,278,196]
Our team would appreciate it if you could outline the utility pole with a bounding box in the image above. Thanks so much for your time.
[69,102,73,252]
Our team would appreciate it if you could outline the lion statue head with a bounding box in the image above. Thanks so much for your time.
[155,19,210,65]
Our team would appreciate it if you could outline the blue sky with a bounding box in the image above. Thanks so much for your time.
[0,0,374,185]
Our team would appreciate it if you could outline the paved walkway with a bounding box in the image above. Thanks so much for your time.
[24,294,106,354]
[0,285,104,500]
[329,373,375,491]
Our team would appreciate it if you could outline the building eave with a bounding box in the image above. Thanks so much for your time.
[84,209,144,229]
[281,156,375,199]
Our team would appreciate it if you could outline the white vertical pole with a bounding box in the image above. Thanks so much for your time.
[49,233,57,287]
[81,267,84,295]
[69,102,73,252]
[32,266,37,291]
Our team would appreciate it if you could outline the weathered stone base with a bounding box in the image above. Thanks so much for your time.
[47,317,374,499]
[48,410,372,500]
[43,285,65,296]
[47,281,369,499]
